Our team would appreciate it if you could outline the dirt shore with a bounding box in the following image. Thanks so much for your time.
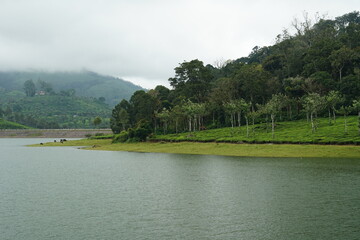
[0,129,113,138]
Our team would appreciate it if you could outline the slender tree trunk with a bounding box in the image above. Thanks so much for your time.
[358,111,360,135]
[198,116,201,131]
[188,117,191,132]
[271,114,275,139]
[266,115,269,133]
[332,107,336,123]
[233,114,236,128]
[238,111,241,127]
[245,116,249,138]
[328,108,332,125]
[311,112,315,133]
[344,114,348,134]
[175,119,178,134]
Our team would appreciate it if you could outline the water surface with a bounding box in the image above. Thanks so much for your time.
[0,138,359,239]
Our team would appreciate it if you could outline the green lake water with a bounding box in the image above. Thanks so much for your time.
[0,138,359,239]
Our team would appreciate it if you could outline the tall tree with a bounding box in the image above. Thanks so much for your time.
[23,79,36,97]
[325,91,343,124]
[329,46,354,82]
[93,116,102,128]
[302,93,325,133]
[169,59,213,102]
[264,94,286,139]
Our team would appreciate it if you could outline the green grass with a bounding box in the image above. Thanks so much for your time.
[152,116,360,144]
[31,138,360,158]
[0,118,32,129]
[30,116,360,158]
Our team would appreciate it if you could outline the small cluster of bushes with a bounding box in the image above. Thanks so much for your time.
[113,120,152,143]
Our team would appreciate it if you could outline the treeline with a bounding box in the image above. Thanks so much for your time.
[110,11,360,141]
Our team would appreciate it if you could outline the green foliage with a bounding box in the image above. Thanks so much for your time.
[113,131,129,143]
[3,95,111,129]
[89,134,114,139]
[23,79,36,97]
[0,118,32,129]
[152,116,360,144]
[93,116,102,127]
[110,11,360,140]
[0,70,144,106]
[112,119,153,143]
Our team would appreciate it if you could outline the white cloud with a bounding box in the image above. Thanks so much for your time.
[0,0,358,88]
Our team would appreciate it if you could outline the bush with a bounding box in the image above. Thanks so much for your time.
[134,127,151,141]
[113,131,129,143]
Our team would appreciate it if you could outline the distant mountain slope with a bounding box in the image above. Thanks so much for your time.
[0,70,144,106]
[5,95,112,129]
[0,118,32,129]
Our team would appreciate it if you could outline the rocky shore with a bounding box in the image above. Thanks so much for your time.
[0,129,113,138]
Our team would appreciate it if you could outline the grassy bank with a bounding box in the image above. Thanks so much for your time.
[152,116,360,144]
[32,138,360,158]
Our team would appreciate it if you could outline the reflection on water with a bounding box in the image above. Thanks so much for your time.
[0,138,359,240]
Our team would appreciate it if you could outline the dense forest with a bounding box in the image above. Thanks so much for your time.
[110,12,360,141]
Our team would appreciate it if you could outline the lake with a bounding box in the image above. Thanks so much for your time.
[1,138,359,240]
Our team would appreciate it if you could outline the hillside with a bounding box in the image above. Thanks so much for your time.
[0,118,32,129]
[3,95,111,129]
[0,70,144,106]
[152,116,360,144]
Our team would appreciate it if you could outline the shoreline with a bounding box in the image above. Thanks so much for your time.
[0,129,113,138]
[31,138,360,159]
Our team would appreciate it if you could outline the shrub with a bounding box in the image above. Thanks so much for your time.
[134,127,151,141]
[113,131,129,143]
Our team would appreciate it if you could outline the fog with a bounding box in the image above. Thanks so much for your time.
[0,0,358,88]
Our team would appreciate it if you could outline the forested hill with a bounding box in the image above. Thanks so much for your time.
[110,11,360,141]
[0,70,144,106]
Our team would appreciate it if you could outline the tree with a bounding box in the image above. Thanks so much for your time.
[23,80,36,97]
[325,91,343,124]
[329,46,354,82]
[111,101,131,133]
[37,80,54,94]
[169,59,213,102]
[117,108,129,131]
[302,93,326,133]
[352,99,360,135]
[156,108,171,134]
[130,90,157,125]
[93,116,102,128]
[234,99,247,128]
[240,102,251,137]
[169,105,184,133]
[235,63,272,104]
[264,94,286,138]
[223,101,237,128]
[337,106,352,134]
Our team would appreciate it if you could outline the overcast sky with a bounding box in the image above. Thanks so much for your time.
[0,0,358,88]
